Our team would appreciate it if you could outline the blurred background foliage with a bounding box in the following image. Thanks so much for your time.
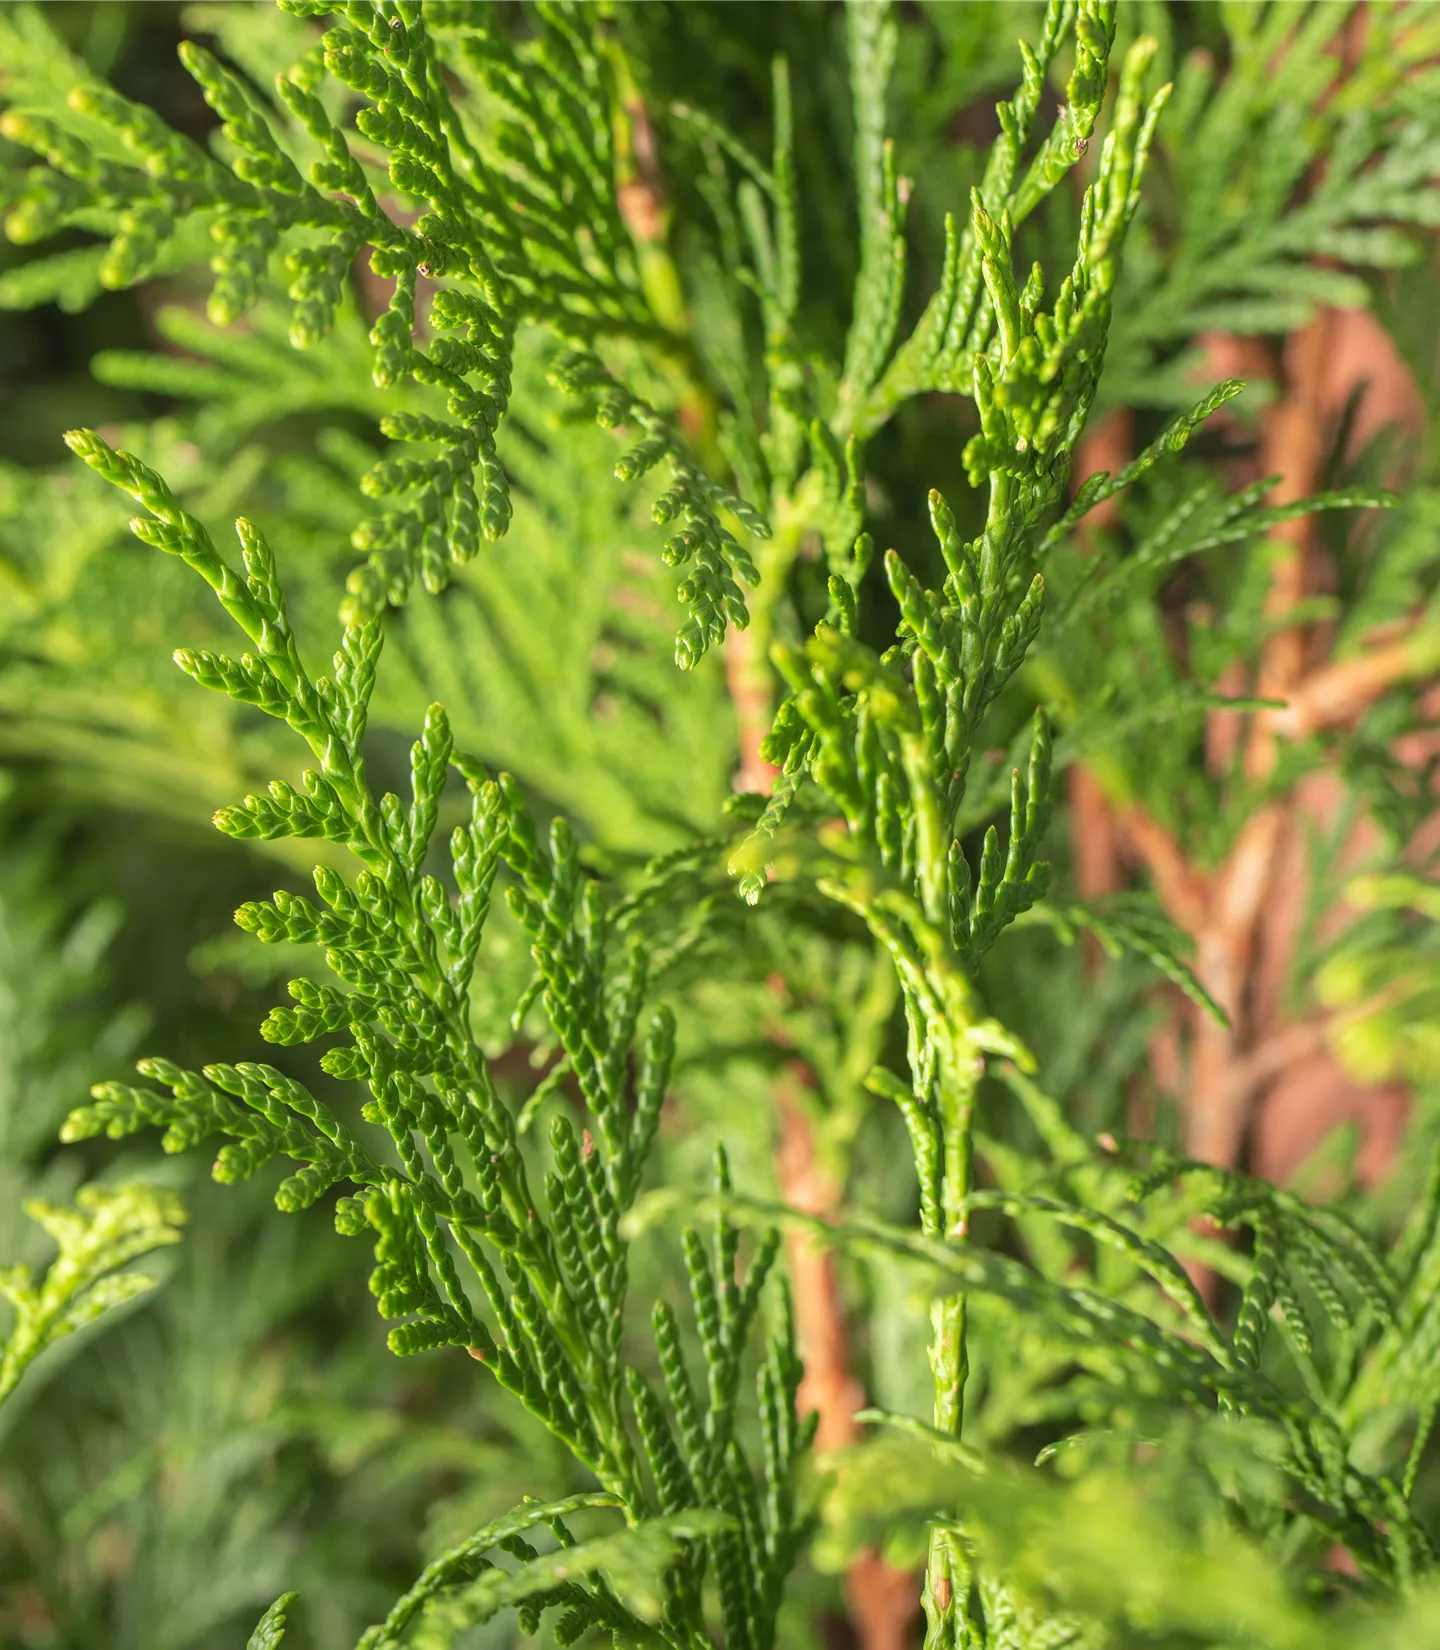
[0,3,1438,1647]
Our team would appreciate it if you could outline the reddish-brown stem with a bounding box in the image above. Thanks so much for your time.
[1102,299,1425,1208]
[775,1073,919,1650]
[1246,313,1334,782]
[1116,802,1209,936]
[726,625,782,797]
[735,613,914,1649]
[1272,637,1431,737]
[1074,405,1134,545]
[1068,415,1131,971]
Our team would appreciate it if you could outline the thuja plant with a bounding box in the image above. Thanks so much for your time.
[54,445,812,1647]
[0,1182,185,1408]
[4,1,1440,1646]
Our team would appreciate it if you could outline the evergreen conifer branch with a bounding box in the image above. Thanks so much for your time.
[246,1593,298,1650]
[547,349,767,670]
[1104,3,1440,408]
[3,0,645,628]
[716,13,1436,1632]
[0,1182,186,1407]
[57,424,809,1648]
[637,1110,1440,1600]
[846,1,1122,438]
[725,36,1180,1638]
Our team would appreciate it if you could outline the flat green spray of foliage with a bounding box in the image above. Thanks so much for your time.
[3,1,1440,1647]
[0,1182,185,1406]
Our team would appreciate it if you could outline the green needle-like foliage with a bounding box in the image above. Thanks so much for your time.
[2,0,1440,1645]
[0,1182,185,1407]
[55,424,810,1647]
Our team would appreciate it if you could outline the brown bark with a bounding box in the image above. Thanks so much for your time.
[1245,312,1335,784]
[1071,763,1123,902]
[775,1070,867,1446]
[1117,803,1208,935]
[1085,294,1428,1209]
[1206,657,1251,777]
[1184,802,1286,1170]
[1074,405,1135,544]
[1272,637,1432,738]
[1309,301,1424,463]
[776,1074,919,1650]
[1172,316,1333,1180]
[1068,415,1132,969]
[726,624,782,797]
[1253,1053,1409,1191]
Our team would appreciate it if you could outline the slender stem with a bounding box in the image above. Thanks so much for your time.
[922,1525,968,1650]
[923,1032,979,1645]
[900,729,950,929]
